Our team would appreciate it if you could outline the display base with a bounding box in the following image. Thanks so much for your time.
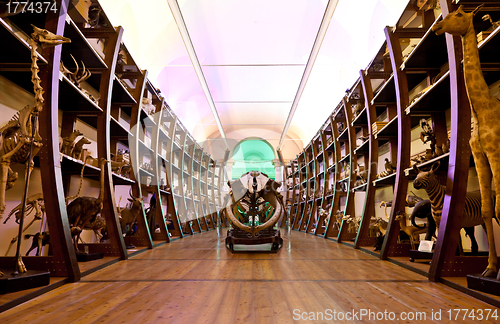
[409,250,489,262]
[0,269,50,294]
[409,250,433,262]
[76,252,104,262]
[226,228,283,253]
[467,274,500,297]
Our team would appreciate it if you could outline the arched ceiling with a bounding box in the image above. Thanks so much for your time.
[99,0,409,161]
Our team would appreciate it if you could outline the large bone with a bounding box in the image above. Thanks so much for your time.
[225,179,284,235]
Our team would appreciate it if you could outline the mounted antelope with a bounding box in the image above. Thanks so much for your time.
[66,158,108,252]
[118,189,144,237]
[395,211,427,250]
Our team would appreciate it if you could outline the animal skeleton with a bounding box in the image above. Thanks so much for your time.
[0,26,69,275]
[3,193,45,254]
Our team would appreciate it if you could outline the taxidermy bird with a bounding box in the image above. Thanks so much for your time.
[419,118,432,137]
[88,5,102,28]
[384,158,396,173]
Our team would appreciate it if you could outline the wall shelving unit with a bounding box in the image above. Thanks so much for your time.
[0,0,223,311]
[285,0,500,307]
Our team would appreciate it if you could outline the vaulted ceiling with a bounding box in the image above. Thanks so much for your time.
[99,0,409,162]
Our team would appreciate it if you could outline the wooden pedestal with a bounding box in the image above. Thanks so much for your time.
[467,274,500,297]
[0,269,50,294]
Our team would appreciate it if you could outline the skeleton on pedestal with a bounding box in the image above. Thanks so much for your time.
[0,26,70,275]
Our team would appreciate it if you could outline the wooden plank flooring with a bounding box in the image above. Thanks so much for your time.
[1,230,498,323]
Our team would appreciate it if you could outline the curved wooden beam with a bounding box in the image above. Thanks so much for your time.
[355,70,379,249]
[97,26,128,258]
[429,0,471,281]
[380,26,411,260]
[37,0,80,281]
[129,69,154,248]
[337,97,357,243]
[324,114,342,238]
[166,115,184,238]
[150,95,171,243]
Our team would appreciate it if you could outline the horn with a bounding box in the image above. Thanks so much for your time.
[70,54,79,82]
[472,4,484,16]
[79,60,91,83]
[129,187,136,199]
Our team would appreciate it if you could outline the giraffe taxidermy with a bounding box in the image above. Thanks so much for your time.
[432,4,500,279]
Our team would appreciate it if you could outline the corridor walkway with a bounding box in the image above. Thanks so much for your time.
[0,230,497,323]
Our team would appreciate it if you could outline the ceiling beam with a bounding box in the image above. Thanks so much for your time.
[277,0,339,151]
[167,0,229,150]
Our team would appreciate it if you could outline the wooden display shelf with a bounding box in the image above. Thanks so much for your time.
[405,71,451,114]
[112,76,136,104]
[110,116,130,145]
[59,74,103,113]
[112,172,135,185]
[60,153,100,180]
[351,107,368,126]
[401,14,447,71]
[372,74,395,105]
[404,152,450,177]
[338,153,350,164]
[61,17,108,70]
[354,139,369,155]
[141,109,157,126]
[374,116,398,139]
[337,128,349,141]
[0,19,49,88]
[352,183,367,192]
[372,172,396,187]
[0,4,226,310]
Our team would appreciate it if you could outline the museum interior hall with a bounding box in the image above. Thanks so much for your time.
[0,0,500,322]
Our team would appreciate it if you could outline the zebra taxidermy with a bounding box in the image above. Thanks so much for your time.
[412,161,496,253]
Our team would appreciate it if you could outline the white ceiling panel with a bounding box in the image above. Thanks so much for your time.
[202,65,306,102]
[216,102,291,125]
[179,0,327,65]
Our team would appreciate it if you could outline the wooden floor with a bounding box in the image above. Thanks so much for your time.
[0,230,498,323]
